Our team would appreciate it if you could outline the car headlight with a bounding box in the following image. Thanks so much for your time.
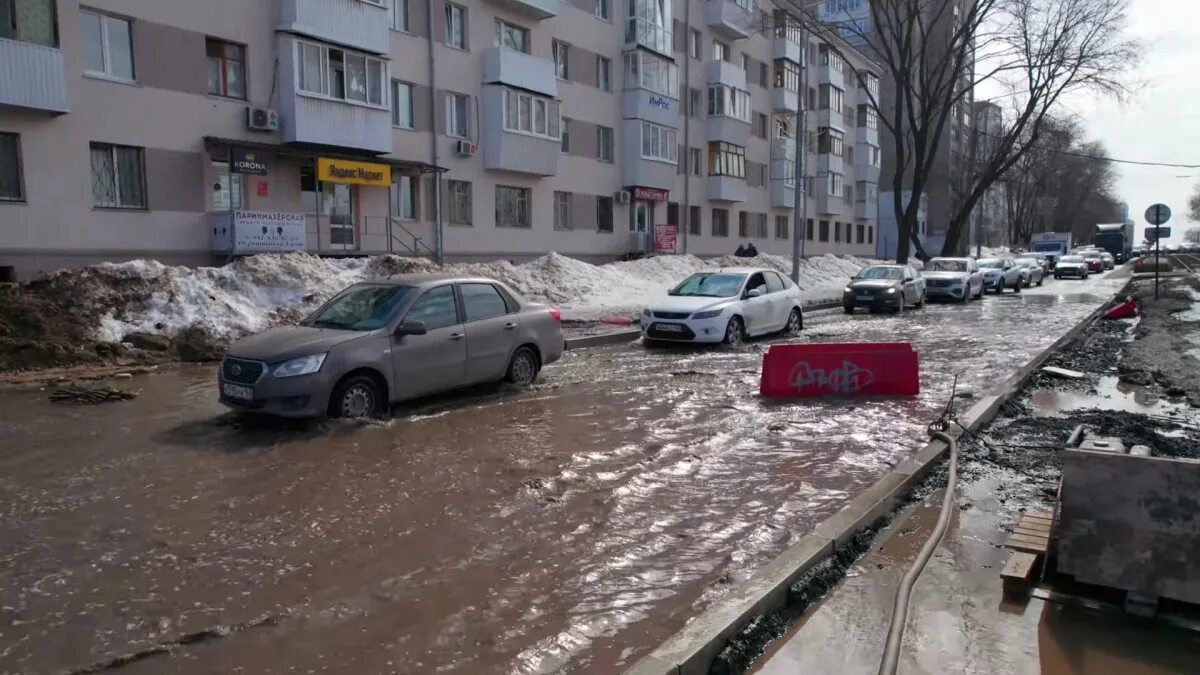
[272,353,327,378]
[642,308,652,317]
[692,309,724,320]
[844,286,853,293]
[886,287,897,294]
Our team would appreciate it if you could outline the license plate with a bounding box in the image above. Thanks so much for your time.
[856,295,873,302]
[656,323,684,332]
[222,383,253,400]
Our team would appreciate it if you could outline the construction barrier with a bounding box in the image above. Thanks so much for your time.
[760,342,920,397]
[1104,296,1138,320]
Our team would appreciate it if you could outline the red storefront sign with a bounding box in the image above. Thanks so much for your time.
[654,224,678,251]
[631,186,669,202]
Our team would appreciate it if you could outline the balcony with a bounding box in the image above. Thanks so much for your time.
[817,152,844,177]
[708,175,746,202]
[817,60,845,89]
[816,190,844,215]
[625,17,673,58]
[279,0,389,54]
[816,108,846,131]
[0,38,69,113]
[481,86,559,176]
[707,0,754,40]
[620,120,675,190]
[707,115,750,146]
[773,36,803,65]
[856,124,878,145]
[622,88,679,128]
[770,179,795,210]
[772,87,799,113]
[706,59,746,90]
[855,198,878,221]
[484,0,557,21]
[483,48,557,98]
[282,94,392,153]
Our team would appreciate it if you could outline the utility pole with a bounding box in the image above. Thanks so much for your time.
[790,19,807,283]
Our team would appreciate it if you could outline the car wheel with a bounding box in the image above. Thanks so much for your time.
[784,308,803,334]
[1037,276,1044,287]
[723,316,745,346]
[1013,279,1022,293]
[330,374,383,419]
[843,304,855,314]
[895,295,905,314]
[916,292,926,308]
[505,346,540,386]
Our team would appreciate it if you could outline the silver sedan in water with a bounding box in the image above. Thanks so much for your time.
[218,275,564,418]
[1014,257,1045,287]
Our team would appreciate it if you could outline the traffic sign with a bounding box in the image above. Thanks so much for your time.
[1145,226,1172,241]
[1145,203,1172,225]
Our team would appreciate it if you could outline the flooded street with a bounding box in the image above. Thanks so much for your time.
[0,275,1127,674]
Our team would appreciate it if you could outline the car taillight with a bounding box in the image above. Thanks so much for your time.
[548,307,562,323]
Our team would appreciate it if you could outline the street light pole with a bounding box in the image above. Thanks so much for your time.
[790,21,808,283]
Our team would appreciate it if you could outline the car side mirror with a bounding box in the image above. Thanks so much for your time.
[746,287,764,298]
[393,320,427,337]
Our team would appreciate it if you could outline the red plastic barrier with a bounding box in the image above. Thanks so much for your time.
[1105,297,1138,320]
[759,342,920,397]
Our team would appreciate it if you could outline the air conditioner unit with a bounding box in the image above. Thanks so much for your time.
[454,140,476,157]
[614,190,632,205]
[246,107,280,132]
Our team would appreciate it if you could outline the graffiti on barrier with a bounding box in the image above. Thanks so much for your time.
[789,360,875,394]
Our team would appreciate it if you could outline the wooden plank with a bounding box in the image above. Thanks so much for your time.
[1001,551,1038,580]
[1028,510,1053,520]
[1016,519,1052,533]
[1013,527,1050,541]
[1007,533,1049,553]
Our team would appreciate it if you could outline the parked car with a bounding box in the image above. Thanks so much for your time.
[1081,250,1105,273]
[1054,255,1090,279]
[1013,257,1045,286]
[922,257,984,302]
[641,268,803,346]
[978,258,1024,294]
[1100,251,1115,269]
[219,275,564,419]
[843,265,926,314]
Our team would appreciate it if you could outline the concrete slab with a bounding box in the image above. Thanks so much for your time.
[813,472,912,547]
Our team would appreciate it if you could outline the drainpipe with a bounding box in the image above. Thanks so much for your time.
[681,0,692,254]
[427,0,444,264]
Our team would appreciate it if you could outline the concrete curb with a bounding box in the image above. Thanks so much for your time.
[622,279,1133,675]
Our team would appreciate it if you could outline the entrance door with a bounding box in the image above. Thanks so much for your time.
[633,201,651,252]
[324,182,356,250]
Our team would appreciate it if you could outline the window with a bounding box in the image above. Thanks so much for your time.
[760,62,769,87]
[805,218,813,240]
[756,213,768,238]
[597,56,612,91]
[828,171,843,196]
[448,180,472,225]
[406,286,459,330]
[90,143,145,209]
[708,142,745,178]
[756,163,768,187]
[818,128,844,156]
[834,221,841,242]
[741,53,751,71]
[211,160,243,211]
[753,113,767,138]
[688,205,701,235]
[765,272,785,293]
[689,29,701,59]
[445,3,466,49]
[560,117,570,152]
[868,144,881,167]
[82,10,133,81]
[774,59,800,93]
[868,225,874,245]
[392,81,413,128]
[297,42,386,106]
[773,113,793,139]
[707,85,751,122]
[597,196,614,232]
[856,223,865,244]
[640,121,677,163]
[858,104,879,130]
[738,211,749,238]
[497,20,528,53]
[205,39,246,98]
[819,84,844,113]
[1,0,57,46]
[623,49,678,98]
[392,175,416,220]
[689,88,701,118]
[447,93,469,138]
[865,73,880,98]
[820,45,844,73]
[688,147,702,176]
[391,0,409,31]
[775,215,788,240]
[461,283,509,322]
[0,133,23,201]
[496,185,531,228]
[713,40,729,62]
[818,219,829,241]
[856,181,878,204]
[774,158,796,187]
[597,126,614,162]
[595,0,610,21]
[553,40,569,78]
[554,191,573,230]
[502,89,560,140]
[711,208,729,237]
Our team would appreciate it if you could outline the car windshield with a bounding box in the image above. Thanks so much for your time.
[302,284,416,331]
[856,266,903,280]
[1083,251,1101,258]
[669,272,747,298]
[1032,242,1063,252]
[928,259,967,272]
[1060,256,1084,263]
[977,259,1004,269]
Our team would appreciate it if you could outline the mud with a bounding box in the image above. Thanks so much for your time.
[1118,276,1200,403]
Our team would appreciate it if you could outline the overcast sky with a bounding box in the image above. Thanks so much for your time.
[979,0,1200,243]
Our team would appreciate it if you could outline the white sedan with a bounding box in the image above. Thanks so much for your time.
[641,268,804,346]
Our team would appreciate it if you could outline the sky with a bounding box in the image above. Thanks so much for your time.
[978,0,1200,244]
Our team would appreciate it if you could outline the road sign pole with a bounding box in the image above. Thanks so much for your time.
[1155,232,1161,300]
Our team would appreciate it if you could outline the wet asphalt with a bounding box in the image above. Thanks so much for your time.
[0,271,1129,674]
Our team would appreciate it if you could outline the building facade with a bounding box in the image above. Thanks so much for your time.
[0,0,880,280]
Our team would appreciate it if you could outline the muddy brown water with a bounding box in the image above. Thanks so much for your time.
[0,282,1125,674]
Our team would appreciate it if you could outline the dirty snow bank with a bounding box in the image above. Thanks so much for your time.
[89,252,876,345]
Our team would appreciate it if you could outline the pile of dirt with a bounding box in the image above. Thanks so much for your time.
[1118,276,1200,403]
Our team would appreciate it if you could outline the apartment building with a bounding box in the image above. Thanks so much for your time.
[0,0,880,280]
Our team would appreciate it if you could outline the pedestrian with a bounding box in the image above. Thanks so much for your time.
[735,243,748,257]
[745,242,758,257]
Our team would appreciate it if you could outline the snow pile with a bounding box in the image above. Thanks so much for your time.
[86,251,877,345]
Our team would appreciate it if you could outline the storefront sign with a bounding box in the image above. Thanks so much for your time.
[648,95,671,110]
[233,210,306,253]
[317,157,391,186]
[230,147,270,175]
[654,224,678,251]
[631,186,669,202]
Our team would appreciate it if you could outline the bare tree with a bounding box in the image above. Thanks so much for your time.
[785,0,1138,263]
[1185,227,1200,244]
[1188,184,1200,223]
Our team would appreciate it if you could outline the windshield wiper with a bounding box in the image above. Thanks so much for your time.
[310,319,350,330]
